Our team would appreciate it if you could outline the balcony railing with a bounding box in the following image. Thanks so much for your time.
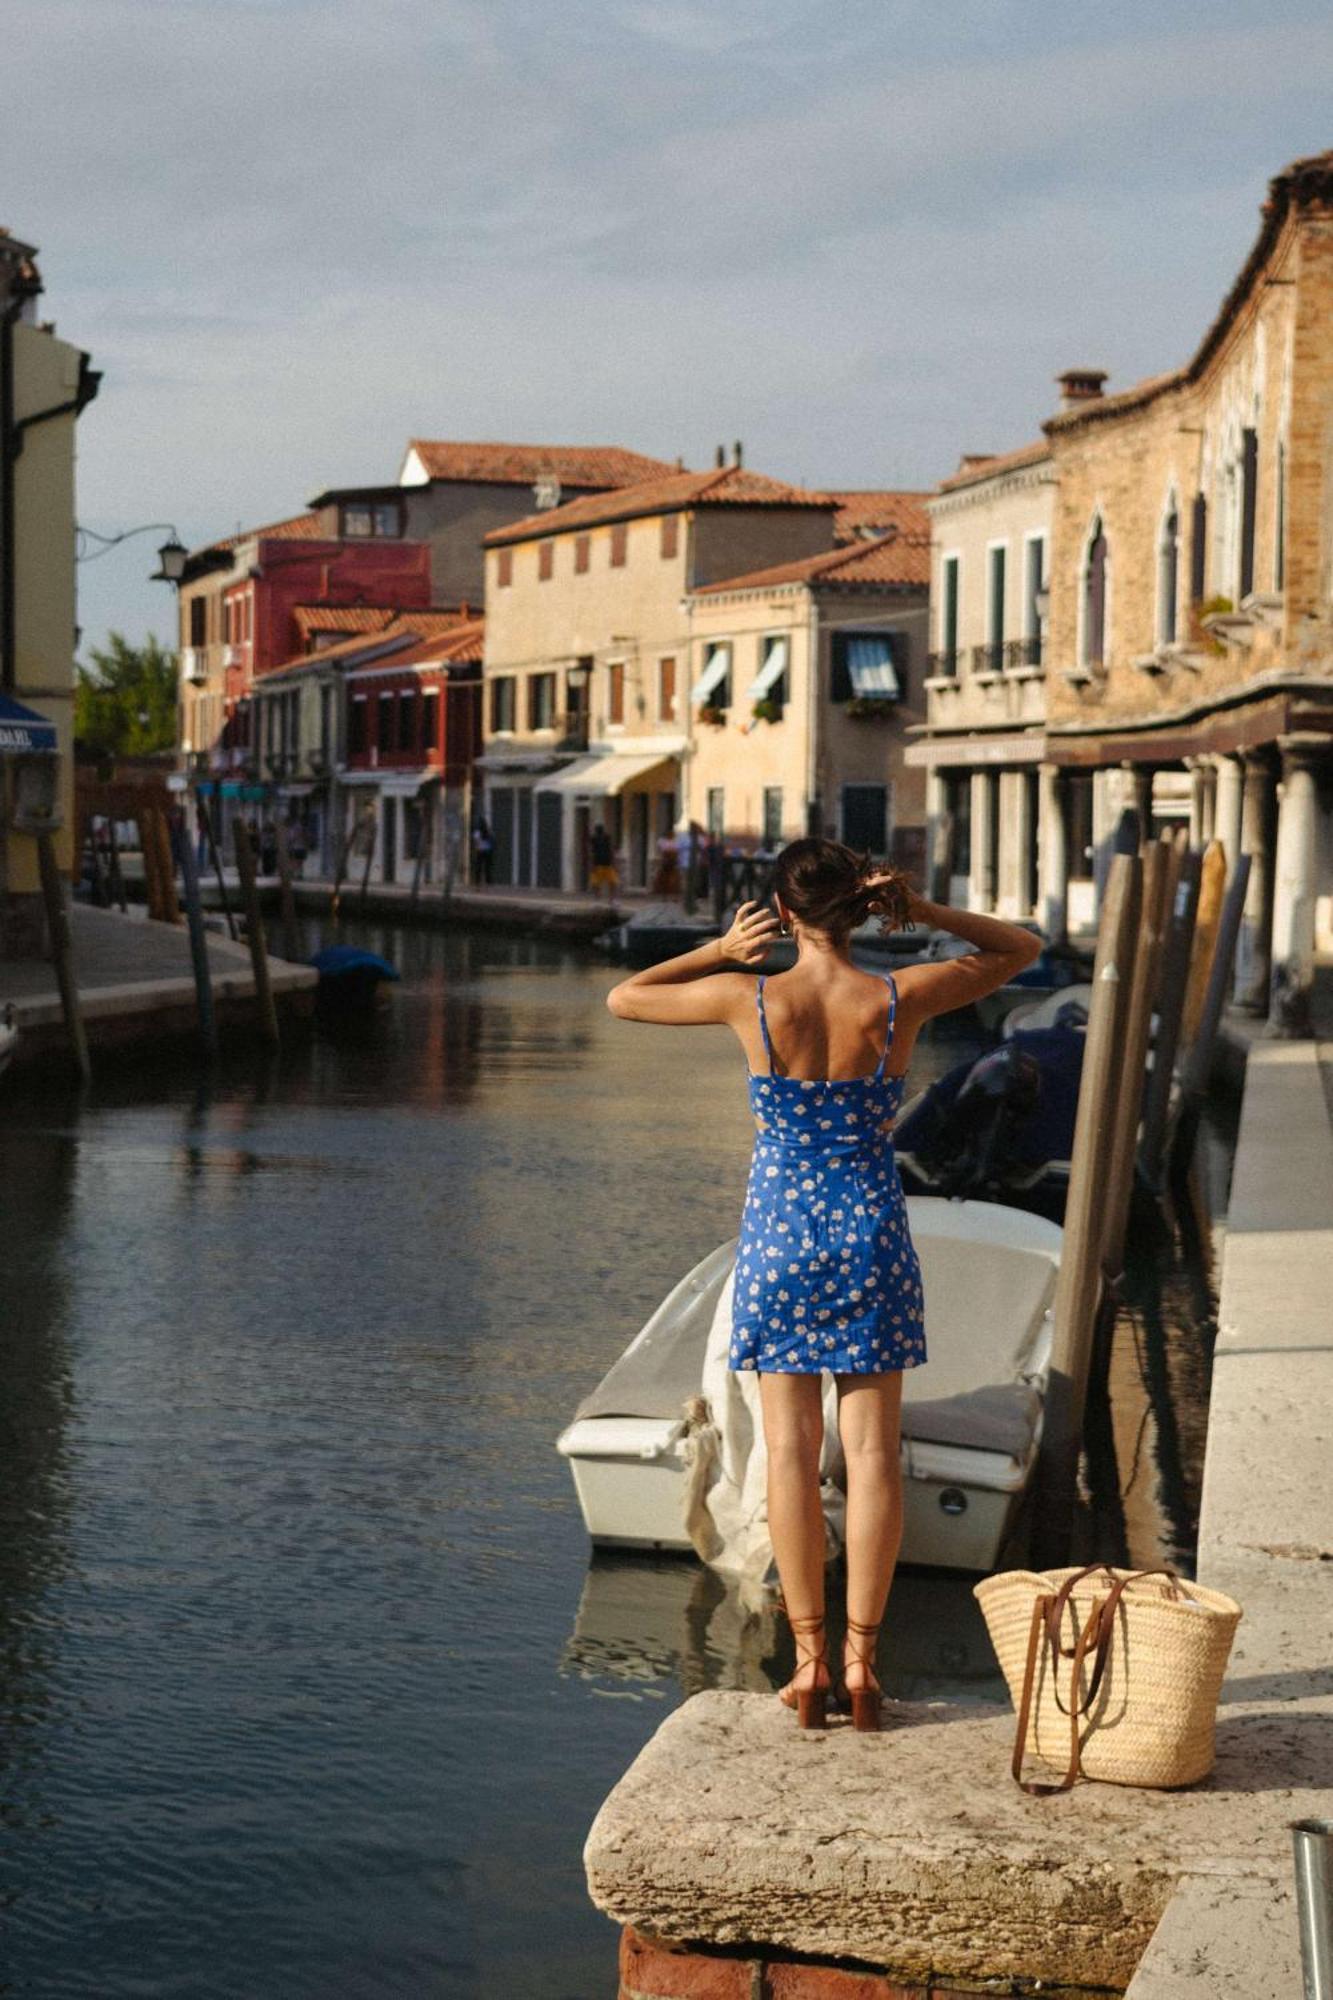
[1005,635,1044,670]
[222,644,243,669]
[970,641,1005,676]
[554,706,589,751]
[181,647,207,684]
[925,649,959,678]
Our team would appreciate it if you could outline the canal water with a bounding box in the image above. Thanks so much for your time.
[0,920,1232,1999]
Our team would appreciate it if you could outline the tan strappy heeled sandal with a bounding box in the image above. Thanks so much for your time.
[777,1602,830,1730]
[839,1616,883,1733]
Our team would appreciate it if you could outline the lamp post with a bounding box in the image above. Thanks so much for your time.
[75,522,187,584]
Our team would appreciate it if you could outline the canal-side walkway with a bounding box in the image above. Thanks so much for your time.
[2,903,317,1064]
[583,1028,1333,1996]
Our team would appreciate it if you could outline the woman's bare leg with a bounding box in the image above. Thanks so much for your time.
[834,1372,905,1691]
[758,1370,829,1695]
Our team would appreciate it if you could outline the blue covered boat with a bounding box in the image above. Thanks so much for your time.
[308,944,400,1010]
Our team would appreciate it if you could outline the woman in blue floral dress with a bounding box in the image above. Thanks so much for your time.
[607,839,1040,1730]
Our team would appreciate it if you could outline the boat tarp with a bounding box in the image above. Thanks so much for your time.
[900,1380,1043,1459]
[573,1240,735,1423]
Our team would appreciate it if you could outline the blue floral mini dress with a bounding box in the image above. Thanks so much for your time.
[728,972,927,1376]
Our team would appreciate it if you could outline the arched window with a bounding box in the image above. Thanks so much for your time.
[1082,516,1107,668]
[1157,504,1179,645]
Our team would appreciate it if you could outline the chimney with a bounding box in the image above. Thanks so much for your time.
[733,440,743,467]
[1057,368,1108,412]
[715,445,726,468]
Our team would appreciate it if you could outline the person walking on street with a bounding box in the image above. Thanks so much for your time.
[588,821,619,903]
[472,814,495,886]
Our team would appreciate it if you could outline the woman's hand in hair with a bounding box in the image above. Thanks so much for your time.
[719,899,782,967]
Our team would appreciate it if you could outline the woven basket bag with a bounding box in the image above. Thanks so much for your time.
[974,1564,1242,1794]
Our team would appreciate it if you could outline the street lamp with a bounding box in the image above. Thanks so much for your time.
[75,521,188,583]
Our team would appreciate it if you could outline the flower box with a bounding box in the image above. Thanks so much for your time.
[697,703,727,727]
[845,696,898,721]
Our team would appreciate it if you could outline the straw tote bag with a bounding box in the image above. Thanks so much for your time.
[974,1564,1242,1795]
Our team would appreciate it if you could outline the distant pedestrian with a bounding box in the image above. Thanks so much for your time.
[588,821,619,903]
[290,818,309,879]
[472,814,495,885]
[259,820,278,876]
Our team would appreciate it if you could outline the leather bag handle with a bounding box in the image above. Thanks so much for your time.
[1011,1566,1181,1795]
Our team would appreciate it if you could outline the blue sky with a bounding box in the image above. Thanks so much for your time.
[6,0,1332,655]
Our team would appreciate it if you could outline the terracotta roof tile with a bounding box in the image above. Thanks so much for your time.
[693,531,929,597]
[485,464,835,546]
[292,605,399,638]
[404,440,677,488]
[934,439,1052,494]
[263,609,481,678]
[197,510,324,556]
[827,489,932,544]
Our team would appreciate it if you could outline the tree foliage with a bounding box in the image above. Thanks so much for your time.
[75,633,178,757]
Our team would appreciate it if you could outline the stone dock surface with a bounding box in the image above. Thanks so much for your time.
[584,1023,1333,1996]
[3,902,317,1063]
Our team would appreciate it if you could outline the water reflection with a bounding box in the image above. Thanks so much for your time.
[0,919,1228,2000]
[561,1556,1006,1707]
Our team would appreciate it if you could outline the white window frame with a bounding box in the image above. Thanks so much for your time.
[1021,530,1046,645]
[985,538,1009,667]
[1077,509,1111,671]
[1155,489,1181,647]
[938,550,961,666]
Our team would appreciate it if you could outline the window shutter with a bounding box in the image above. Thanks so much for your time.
[538,540,554,582]
[610,522,628,567]
[574,535,590,574]
[1189,493,1207,602]
[497,547,513,588]
[660,514,679,560]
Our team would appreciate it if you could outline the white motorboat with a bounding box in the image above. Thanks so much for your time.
[556,1198,1061,1576]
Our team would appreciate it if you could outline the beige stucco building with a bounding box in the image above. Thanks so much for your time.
[683,518,930,863]
[910,152,1333,1029]
[479,463,837,890]
[0,229,100,955]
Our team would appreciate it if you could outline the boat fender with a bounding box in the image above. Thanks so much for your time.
[679,1394,724,1563]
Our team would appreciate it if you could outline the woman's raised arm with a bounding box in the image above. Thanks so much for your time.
[605,900,778,1024]
[892,889,1043,1023]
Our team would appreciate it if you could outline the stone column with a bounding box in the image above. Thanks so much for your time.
[996,769,1028,917]
[1038,762,1068,944]
[969,768,996,913]
[1268,735,1325,1036]
[1187,758,1216,848]
[924,768,950,903]
[1212,753,1244,871]
[1233,751,1276,1013]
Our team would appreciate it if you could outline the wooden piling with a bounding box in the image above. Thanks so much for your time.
[1032,851,1141,1567]
[151,808,180,924]
[1100,842,1170,1285]
[273,818,300,962]
[1137,849,1203,1189]
[36,830,90,1082]
[233,818,280,1046]
[1170,852,1252,1187]
[173,815,218,1057]
[198,793,238,940]
[1182,839,1228,1048]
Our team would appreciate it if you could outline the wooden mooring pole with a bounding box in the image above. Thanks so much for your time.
[1032,850,1141,1567]
[173,815,218,1057]
[1138,848,1203,1189]
[1170,851,1252,1188]
[233,819,280,1047]
[36,830,90,1082]
[273,818,300,962]
[1100,841,1171,1286]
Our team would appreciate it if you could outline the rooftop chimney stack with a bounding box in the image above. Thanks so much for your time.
[1057,368,1109,412]
[733,440,743,467]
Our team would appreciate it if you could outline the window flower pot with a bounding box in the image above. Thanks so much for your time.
[845,696,897,721]
[750,698,783,724]
[697,704,727,727]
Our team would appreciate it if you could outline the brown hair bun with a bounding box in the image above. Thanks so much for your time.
[771,837,911,941]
